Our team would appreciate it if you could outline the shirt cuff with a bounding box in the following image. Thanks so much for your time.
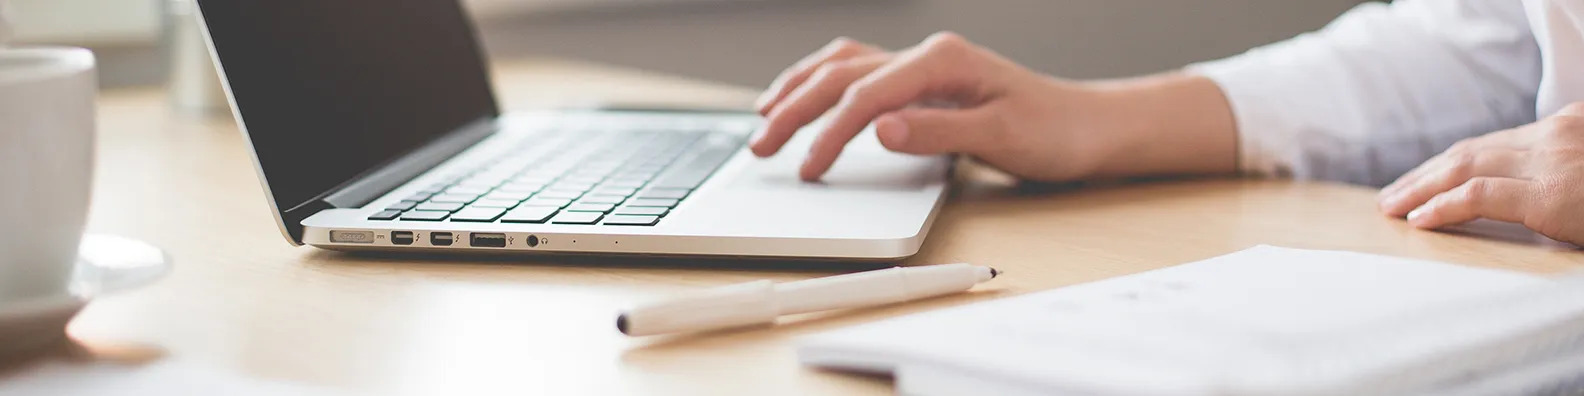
[1185,54,1298,179]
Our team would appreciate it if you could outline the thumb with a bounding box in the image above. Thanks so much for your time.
[874,107,1003,155]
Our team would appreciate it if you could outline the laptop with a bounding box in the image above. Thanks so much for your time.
[193,0,949,260]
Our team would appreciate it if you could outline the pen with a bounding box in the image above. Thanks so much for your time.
[617,263,999,336]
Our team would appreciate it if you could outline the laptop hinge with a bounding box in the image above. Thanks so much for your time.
[280,200,332,244]
[319,118,497,210]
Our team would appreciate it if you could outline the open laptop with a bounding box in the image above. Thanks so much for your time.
[193,0,949,260]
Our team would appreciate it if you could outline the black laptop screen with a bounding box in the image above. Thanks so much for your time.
[196,0,498,211]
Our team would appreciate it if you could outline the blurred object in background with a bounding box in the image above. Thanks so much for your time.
[2,0,1370,92]
[7,0,162,87]
[0,0,12,46]
[475,0,1371,87]
[469,0,772,16]
[165,0,225,116]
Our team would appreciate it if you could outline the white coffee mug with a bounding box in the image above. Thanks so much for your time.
[0,47,96,303]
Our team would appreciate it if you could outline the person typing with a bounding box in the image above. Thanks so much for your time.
[754,0,1584,245]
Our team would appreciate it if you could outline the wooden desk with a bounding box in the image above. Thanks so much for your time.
[44,58,1584,395]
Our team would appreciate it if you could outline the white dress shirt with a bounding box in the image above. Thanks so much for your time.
[1189,0,1583,187]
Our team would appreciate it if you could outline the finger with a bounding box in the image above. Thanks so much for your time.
[1381,130,1534,199]
[875,107,1003,155]
[751,54,890,157]
[801,33,986,181]
[1407,177,1534,229]
[1557,102,1584,117]
[1378,148,1528,217]
[756,38,882,115]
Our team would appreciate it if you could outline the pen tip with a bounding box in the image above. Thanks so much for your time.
[989,268,1001,278]
[616,313,631,335]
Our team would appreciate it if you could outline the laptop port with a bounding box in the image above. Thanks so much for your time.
[431,232,454,246]
[470,233,507,248]
[330,230,375,244]
[526,235,539,247]
[390,231,414,245]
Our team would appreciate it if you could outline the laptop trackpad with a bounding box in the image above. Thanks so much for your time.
[733,150,943,192]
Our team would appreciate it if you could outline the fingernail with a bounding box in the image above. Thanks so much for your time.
[1378,187,1397,200]
[1407,206,1427,222]
[877,116,910,148]
[754,93,774,113]
[1381,191,1407,210]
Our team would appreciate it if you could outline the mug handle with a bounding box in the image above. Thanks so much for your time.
[70,234,173,297]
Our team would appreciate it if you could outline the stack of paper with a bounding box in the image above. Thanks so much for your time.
[799,246,1584,396]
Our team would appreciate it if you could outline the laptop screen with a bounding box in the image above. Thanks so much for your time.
[196,0,498,212]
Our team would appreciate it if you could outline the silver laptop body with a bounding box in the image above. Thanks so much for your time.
[195,0,948,260]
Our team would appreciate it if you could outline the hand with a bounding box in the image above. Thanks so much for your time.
[751,33,1082,181]
[1378,103,1584,244]
[751,33,1239,182]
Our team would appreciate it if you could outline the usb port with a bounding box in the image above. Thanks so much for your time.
[431,232,454,246]
[470,233,507,248]
[391,231,414,245]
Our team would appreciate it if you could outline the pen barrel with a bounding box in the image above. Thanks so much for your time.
[620,280,779,336]
[775,264,983,315]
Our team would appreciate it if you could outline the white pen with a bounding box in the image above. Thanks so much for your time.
[617,264,999,336]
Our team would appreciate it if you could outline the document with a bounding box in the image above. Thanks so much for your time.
[799,246,1584,396]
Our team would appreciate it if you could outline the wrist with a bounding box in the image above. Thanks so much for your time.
[1077,73,1239,178]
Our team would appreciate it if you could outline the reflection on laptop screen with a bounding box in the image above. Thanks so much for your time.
[196,0,498,211]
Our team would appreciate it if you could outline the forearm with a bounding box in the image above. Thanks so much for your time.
[1077,73,1239,179]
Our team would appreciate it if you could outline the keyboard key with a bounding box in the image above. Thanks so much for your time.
[550,211,603,224]
[601,179,647,189]
[613,206,669,217]
[450,207,506,222]
[613,171,659,181]
[535,190,584,200]
[501,206,558,223]
[521,197,573,208]
[590,186,637,197]
[385,201,417,211]
[458,176,507,188]
[650,144,738,189]
[495,182,544,193]
[415,202,465,212]
[570,168,614,177]
[578,195,627,205]
[566,203,616,213]
[603,215,660,226]
[429,193,481,203]
[638,188,690,199]
[625,198,679,208]
[470,199,520,208]
[404,193,435,202]
[484,191,532,202]
[511,175,557,185]
[446,186,491,195]
[400,210,450,221]
[548,181,595,192]
[368,209,403,220]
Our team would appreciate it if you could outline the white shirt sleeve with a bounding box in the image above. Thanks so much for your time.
[1187,0,1541,187]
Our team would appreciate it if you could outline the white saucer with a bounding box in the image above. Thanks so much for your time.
[0,234,172,357]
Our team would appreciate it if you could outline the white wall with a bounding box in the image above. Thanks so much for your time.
[8,0,161,45]
[9,0,1366,88]
[477,0,1365,86]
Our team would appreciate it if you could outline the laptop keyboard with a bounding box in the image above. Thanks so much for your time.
[366,125,746,226]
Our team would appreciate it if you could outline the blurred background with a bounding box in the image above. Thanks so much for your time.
[8,0,1366,89]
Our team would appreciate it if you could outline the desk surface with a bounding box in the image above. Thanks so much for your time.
[48,58,1584,395]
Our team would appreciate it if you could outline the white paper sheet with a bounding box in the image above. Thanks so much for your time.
[800,245,1570,396]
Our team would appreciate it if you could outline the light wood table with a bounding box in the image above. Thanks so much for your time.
[27,58,1584,395]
